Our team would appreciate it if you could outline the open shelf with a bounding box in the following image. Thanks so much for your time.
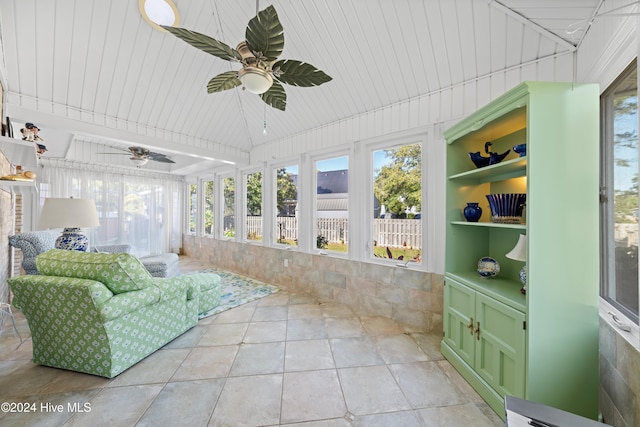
[0,136,38,170]
[449,157,526,183]
[451,221,526,230]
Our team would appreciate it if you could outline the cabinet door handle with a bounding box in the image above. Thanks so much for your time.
[475,321,481,340]
[467,317,474,335]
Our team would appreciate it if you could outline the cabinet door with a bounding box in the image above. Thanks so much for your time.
[443,279,475,367]
[475,292,526,398]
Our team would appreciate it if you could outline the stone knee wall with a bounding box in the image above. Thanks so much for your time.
[183,235,443,332]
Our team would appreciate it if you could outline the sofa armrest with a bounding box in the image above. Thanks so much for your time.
[97,286,161,321]
[92,244,132,254]
[9,275,114,316]
[152,275,191,301]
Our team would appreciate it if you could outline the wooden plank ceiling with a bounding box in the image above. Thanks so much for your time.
[0,0,604,174]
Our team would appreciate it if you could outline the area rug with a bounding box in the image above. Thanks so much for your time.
[197,268,280,319]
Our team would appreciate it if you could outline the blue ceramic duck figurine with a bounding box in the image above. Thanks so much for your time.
[468,142,510,168]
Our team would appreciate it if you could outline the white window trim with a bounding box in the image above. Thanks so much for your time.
[218,172,237,241]
[240,166,265,245]
[309,148,351,258]
[363,129,428,270]
[600,297,640,350]
[202,178,216,238]
[270,159,300,251]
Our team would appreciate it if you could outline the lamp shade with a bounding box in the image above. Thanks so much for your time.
[38,198,100,229]
[505,234,527,262]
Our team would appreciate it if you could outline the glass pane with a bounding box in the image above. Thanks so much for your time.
[316,156,348,253]
[606,63,638,321]
[276,165,298,246]
[372,144,422,263]
[223,177,235,238]
[204,180,214,235]
[188,183,197,234]
[246,172,262,241]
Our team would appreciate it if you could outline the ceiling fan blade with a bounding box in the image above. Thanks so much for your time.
[260,80,287,111]
[207,71,242,94]
[96,152,130,156]
[245,5,284,61]
[272,59,332,87]
[161,26,241,62]
[147,152,176,163]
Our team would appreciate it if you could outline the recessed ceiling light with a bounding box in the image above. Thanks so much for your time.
[138,0,180,32]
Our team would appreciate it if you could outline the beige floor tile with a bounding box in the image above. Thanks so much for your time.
[321,302,357,318]
[288,303,323,319]
[209,374,282,427]
[388,361,467,408]
[360,316,405,336]
[107,348,190,387]
[417,403,504,426]
[164,324,208,349]
[212,306,255,324]
[257,292,290,306]
[281,370,347,424]
[330,337,384,368]
[338,365,411,416]
[230,342,285,376]
[410,331,446,361]
[252,305,288,321]
[285,339,335,372]
[197,322,248,346]
[172,345,238,381]
[289,293,319,305]
[352,410,425,426]
[325,317,364,338]
[373,334,430,364]
[64,384,163,427]
[243,320,287,343]
[137,379,225,426]
[287,318,328,340]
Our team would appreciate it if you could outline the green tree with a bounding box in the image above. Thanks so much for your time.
[204,181,214,233]
[276,168,297,214]
[374,144,421,217]
[613,92,638,223]
[246,172,263,215]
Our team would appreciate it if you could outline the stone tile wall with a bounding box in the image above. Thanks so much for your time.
[183,235,443,332]
[599,319,640,427]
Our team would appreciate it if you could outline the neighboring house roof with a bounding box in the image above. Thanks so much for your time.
[317,193,348,211]
[317,170,348,194]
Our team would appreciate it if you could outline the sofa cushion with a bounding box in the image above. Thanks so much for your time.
[36,249,154,294]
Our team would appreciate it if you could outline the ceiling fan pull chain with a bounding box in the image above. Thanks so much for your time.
[263,104,267,136]
[255,0,259,16]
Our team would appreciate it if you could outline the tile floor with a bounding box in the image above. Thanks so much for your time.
[0,257,504,426]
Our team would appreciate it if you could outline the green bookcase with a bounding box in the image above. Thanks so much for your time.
[441,82,600,420]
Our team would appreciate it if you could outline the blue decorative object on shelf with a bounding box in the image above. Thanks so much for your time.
[463,202,482,222]
[513,143,527,157]
[55,228,90,251]
[477,257,500,278]
[468,141,511,168]
[486,193,526,224]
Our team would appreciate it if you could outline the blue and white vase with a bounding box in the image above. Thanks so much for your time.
[55,228,90,251]
[463,202,482,222]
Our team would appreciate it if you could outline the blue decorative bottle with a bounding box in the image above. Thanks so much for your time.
[463,202,482,222]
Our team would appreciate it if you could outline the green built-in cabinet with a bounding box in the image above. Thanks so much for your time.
[441,82,600,420]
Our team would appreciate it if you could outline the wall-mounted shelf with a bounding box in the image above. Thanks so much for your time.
[0,136,38,170]
[0,179,36,194]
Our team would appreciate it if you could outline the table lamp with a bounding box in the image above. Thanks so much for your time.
[38,197,100,251]
[506,234,527,294]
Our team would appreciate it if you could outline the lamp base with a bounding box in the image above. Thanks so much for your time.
[519,265,527,295]
[55,228,89,251]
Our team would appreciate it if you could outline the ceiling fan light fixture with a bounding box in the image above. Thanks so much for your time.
[130,156,149,167]
[238,67,273,94]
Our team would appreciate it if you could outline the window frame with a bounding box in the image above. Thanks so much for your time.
[600,58,640,347]
[242,167,264,243]
[271,160,300,250]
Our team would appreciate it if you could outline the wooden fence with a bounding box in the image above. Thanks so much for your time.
[247,217,422,248]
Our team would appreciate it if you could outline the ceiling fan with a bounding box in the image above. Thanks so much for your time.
[99,146,175,167]
[161,5,332,111]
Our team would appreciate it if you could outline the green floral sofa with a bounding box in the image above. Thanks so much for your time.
[8,249,222,378]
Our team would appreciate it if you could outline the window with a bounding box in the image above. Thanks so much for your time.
[372,143,422,263]
[245,171,263,241]
[223,176,235,238]
[203,179,214,235]
[188,183,197,234]
[601,59,639,324]
[315,155,348,253]
[275,165,298,247]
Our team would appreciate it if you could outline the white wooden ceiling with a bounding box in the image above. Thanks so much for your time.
[0,0,607,174]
